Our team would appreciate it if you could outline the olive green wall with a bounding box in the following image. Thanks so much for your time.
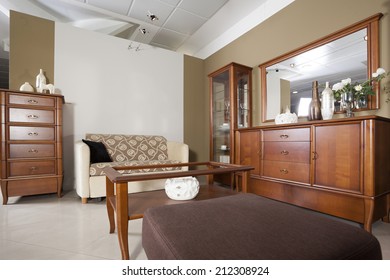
[193,0,390,162]
[9,11,54,90]
[183,55,207,163]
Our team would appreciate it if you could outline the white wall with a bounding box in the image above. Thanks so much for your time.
[54,23,184,190]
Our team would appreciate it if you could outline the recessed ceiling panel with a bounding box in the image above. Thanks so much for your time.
[152,28,187,50]
[178,0,228,18]
[164,9,206,35]
[159,0,181,6]
[87,0,134,15]
[129,0,175,26]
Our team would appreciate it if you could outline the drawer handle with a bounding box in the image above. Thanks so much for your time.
[28,132,39,136]
[27,114,39,119]
[280,150,289,155]
[28,149,38,153]
[280,134,289,139]
[28,99,38,104]
[280,168,288,174]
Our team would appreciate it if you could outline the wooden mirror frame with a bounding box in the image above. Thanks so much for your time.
[259,13,382,123]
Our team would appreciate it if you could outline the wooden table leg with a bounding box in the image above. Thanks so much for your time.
[116,182,130,260]
[241,170,249,193]
[106,177,115,233]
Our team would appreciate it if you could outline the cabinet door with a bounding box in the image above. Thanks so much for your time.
[314,123,362,193]
[209,63,252,164]
[236,130,259,175]
[210,69,231,163]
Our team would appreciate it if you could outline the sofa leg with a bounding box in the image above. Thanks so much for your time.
[82,198,88,204]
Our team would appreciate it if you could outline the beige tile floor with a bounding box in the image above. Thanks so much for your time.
[0,190,389,260]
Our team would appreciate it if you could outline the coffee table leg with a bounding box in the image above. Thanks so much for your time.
[116,182,130,260]
[106,177,115,233]
[241,171,249,193]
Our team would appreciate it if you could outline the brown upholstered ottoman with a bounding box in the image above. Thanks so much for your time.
[142,193,382,260]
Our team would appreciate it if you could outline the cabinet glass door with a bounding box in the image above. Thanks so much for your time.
[211,69,231,163]
[236,69,250,129]
[209,63,252,165]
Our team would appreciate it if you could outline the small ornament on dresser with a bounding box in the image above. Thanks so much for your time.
[36,69,47,91]
[19,82,34,92]
[275,106,298,124]
[321,82,335,120]
[35,69,56,94]
[308,80,322,121]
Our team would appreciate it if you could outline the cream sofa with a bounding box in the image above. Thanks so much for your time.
[75,134,189,203]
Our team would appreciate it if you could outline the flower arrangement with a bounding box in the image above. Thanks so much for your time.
[332,68,389,102]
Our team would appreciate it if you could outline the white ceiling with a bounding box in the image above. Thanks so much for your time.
[0,0,295,59]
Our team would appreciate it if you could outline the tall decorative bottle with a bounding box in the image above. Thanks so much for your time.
[308,81,322,121]
[320,82,335,120]
[35,69,47,92]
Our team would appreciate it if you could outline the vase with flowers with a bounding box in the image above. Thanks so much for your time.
[332,68,389,117]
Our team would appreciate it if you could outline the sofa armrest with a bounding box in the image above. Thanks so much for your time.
[74,141,91,199]
[167,141,189,170]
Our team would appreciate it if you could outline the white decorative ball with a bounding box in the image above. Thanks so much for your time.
[165,177,200,200]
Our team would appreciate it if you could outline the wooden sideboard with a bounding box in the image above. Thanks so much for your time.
[0,89,64,204]
[235,116,390,232]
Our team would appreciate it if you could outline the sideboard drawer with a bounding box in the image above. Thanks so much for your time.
[8,108,55,124]
[9,126,55,141]
[263,142,310,163]
[9,144,55,158]
[262,160,310,183]
[9,160,56,177]
[263,128,310,142]
[7,93,56,107]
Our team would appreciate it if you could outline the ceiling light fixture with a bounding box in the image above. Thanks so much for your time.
[147,11,159,21]
[139,28,148,35]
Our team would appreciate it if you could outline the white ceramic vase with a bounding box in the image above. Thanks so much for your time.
[321,82,335,120]
[36,69,47,92]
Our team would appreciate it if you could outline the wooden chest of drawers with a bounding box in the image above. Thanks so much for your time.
[262,127,310,183]
[0,89,64,204]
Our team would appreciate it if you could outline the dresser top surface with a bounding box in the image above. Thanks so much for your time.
[0,88,65,103]
[236,115,390,131]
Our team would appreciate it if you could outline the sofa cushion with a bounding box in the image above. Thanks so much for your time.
[89,159,182,176]
[82,139,112,164]
[85,134,168,162]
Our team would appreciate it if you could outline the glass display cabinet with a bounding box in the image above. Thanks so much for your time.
[209,62,252,165]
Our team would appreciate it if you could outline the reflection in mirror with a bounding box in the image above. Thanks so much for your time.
[260,14,381,122]
[266,29,367,119]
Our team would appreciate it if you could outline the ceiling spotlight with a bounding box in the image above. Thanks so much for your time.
[290,63,295,68]
[139,28,148,35]
[147,12,159,21]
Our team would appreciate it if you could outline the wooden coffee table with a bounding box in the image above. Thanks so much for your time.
[104,161,253,260]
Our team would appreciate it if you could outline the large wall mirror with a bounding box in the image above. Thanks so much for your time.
[259,13,382,122]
